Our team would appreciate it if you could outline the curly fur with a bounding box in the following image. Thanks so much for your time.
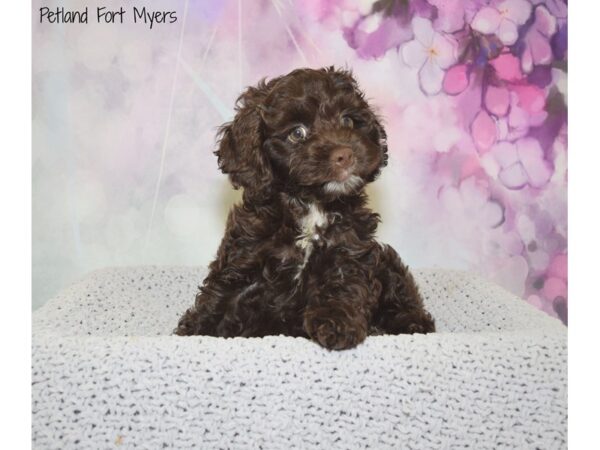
[175,67,435,350]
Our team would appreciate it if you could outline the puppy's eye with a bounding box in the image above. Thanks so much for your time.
[340,116,354,128]
[288,125,308,143]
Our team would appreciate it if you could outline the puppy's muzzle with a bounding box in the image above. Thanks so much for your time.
[330,147,355,170]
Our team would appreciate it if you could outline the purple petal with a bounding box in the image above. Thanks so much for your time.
[410,0,437,20]
[482,199,505,228]
[471,7,501,34]
[551,24,568,60]
[520,44,534,74]
[432,34,458,69]
[419,59,445,95]
[500,0,533,25]
[402,39,428,68]
[480,152,501,178]
[496,117,510,140]
[533,5,558,37]
[528,89,567,151]
[413,16,434,46]
[499,162,528,189]
[497,18,519,45]
[429,0,466,33]
[527,66,553,88]
[517,137,552,188]
[543,0,568,20]
[508,102,530,133]
[346,15,415,60]
[529,32,554,66]
[490,141,519,168]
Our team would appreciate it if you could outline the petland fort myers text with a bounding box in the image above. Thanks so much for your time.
[39,6,178,29]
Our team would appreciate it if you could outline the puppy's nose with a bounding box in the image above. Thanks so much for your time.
[330,147,354,169]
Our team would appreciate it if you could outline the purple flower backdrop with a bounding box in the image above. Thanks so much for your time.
[33,0,567,323]
[329,0,568,323]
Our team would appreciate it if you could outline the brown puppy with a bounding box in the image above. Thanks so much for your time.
[175,67,435,350]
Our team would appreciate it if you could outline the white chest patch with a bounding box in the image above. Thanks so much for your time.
[295,203,329,279]
[297,204,328,248]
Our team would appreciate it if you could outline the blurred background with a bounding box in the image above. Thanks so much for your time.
[32,0,567,323]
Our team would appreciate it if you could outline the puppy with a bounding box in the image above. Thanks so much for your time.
[175,67,435,350]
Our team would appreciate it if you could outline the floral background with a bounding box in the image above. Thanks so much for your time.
[33,0,567,324]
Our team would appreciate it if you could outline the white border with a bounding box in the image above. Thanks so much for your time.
[569,1,600,449]
[4,0,597,447]
[0,0,31,447]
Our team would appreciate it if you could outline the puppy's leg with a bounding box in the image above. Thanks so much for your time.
[174,281,227,336]
[302,255,379,350]
[372,245,435,334]
[175,274,277,337]
[303,301,369,350]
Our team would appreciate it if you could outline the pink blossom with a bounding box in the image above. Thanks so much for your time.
[512,85,545,112]
[401,17,458,95]
[481,138,552,190]
[471,110,497,151]
[484,85,510,116]
[459,154,483,180]
[489,52,524,81]
[547,253,567,280]
[471,0,532,45]
[520,5,558,73]
[497,88,547,141]
[443,64,470,95]
[543,277,567,301]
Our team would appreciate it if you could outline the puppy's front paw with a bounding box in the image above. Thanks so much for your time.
[304,307,367,350]
[390,309,436,334]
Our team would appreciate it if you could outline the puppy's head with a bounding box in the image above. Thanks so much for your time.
[215,67,388,201]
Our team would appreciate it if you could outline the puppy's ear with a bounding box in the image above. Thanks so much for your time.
[367,112,389,182]
[215,82,273,199]
[324,66,362,96]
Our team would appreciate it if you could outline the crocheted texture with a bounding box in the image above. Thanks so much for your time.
[32,267,567,449]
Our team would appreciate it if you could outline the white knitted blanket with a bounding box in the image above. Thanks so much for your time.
[32,267,567,449]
